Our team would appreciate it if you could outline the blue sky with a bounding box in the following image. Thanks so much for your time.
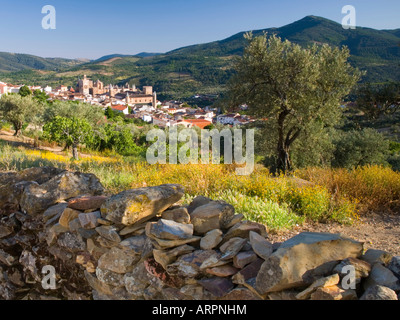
[0,0,399,59]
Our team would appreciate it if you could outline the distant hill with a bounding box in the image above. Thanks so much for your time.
[0,16,399,98]
[0,52,87,72]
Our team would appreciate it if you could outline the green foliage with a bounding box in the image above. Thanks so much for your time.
[43,116,93,159]
[18,85,32,97]
[228,32,361,173]
[0,94,43,136]
[332,128,390,168]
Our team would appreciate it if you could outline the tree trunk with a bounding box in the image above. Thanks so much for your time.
[276,110,291,174]
[72,144,79,161]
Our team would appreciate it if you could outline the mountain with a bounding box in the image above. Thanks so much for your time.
[0,16,399,98]
[0,52,87,73]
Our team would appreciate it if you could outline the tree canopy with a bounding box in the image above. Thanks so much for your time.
[228,33,362,173]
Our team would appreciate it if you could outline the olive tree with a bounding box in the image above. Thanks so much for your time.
[43,116,93,160]
[228,33,362,173]
[0,94,43,136]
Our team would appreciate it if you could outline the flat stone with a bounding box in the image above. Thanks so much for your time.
[360,285,398,300]
[42,202,68,222]
[95,225,121,243]
[296,274,340,300]
[219,237,247,260]
[145,257,184,288]
[167,250,217,278]
[20,171,104,215]
[119,221,148,236]
[95,267,125,287]
[199,252,229,269]
[198,278,234,298]
[206,264,239,277]
[256,232,364,294]
[84,270,113,296]
[223,214,244,230]
[68,195,108,211]
[200,229,223,250]
[310,285,358,300]
[150,236,201,249]
[100,184,184,226]
[232,258,264,283]
[161,207,190,224]
[220,221,267,245]
[186,196,213,214]
[233,251,258,269]
[78,211,101,229]
[146,219,193,240]
[0,226,13,239]
[190,200,235,234]
[0,249,16,266]
[59,208,81,228]
[249,231,273,260]
[153,244,195,270]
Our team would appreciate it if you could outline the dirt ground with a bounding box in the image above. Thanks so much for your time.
[1,129,399,256]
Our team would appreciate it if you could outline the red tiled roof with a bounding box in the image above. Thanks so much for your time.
[111,105,128,111]
[181,119,212,129]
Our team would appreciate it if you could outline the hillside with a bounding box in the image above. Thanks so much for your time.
[0,16,399,98]
[0,52,88,73]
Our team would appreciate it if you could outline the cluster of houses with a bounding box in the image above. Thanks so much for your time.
[0,76,255,130]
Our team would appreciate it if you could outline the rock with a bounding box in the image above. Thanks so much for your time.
[190,200,235,234]
[167,250,217,278]
[20,171,104,215]
[42,202,68,222]
[249,231,273,260]
[146,219,193,240]
[218,287,261,300]
[100,184,184,226]
[95,225,121,243]
[198,278,234,298]
[199,252,229,270]
[333,257,371,283]
[363,263,400,291]
[180,284,206,300]
[0,249,16,266]
[161,207,190,224]
[59,208,81,228]
[223,214,244,230]
[267,290,299,300]
[296,274,340,300]
[119,235,147,256]
[95,268,125,287]
[232,258,264,284]
[388,256,400,280]
[67,195,108,211]
[220,221,267,245]
[310,285,358,300]
[361,249,393,266]
[233,251,258,269]
[200,229,223,250]
[186,196,213,214]
[360,285,398,300]
[68,218,82,232]
[145,257,184,288]
[84,270,113,296]
[206,264,239,277]
[0,226,13,239]
[119,221,148,236]
[150,236,201,249]
[124,263,151,298]
[219,237,247,260]
[256,232,364,294]
[97,247,139,274]
[153,245,195,270]
[57,232,86,252]
[78,211,101,229]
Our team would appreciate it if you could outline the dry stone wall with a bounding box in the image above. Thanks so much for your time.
[0,167,399,300]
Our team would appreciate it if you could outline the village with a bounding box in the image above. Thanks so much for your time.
[0,75,255,130]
